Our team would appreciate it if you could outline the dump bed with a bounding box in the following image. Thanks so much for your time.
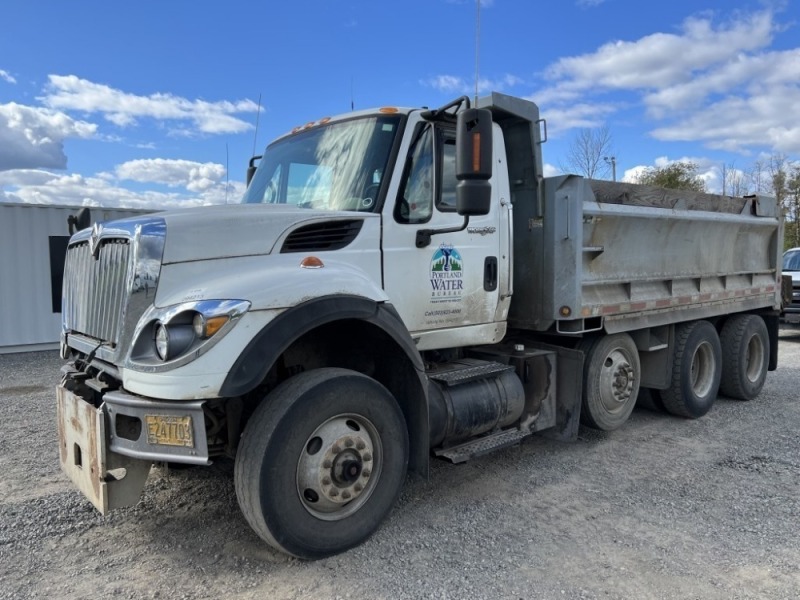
[508,176,783,334]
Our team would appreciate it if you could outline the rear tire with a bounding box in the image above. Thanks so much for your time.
[579,333,641,431]
[719,314,769,401]
[660,321,721,419]
[235,368,408,559]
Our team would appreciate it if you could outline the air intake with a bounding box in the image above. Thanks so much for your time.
[281,220,363,253]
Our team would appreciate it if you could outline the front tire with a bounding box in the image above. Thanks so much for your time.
[660,320,722,418]
[579,333,641,431]
[234,368,408,559]
[719,314,769,401]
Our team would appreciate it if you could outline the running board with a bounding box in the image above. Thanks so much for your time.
[434,428,531,464]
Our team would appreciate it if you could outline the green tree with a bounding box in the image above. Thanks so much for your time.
[633,161,705,192]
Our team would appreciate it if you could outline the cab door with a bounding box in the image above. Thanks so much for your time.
[381,115,507,350]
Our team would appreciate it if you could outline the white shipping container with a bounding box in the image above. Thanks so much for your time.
[0,203,156,353]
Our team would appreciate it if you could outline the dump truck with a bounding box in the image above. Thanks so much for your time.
[56,92,783,559]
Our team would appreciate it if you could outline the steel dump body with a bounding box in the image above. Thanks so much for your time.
[508,176,782,334]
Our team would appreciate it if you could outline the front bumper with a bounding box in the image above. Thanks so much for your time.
[56,370,210,514]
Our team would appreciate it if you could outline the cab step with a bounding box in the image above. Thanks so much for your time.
[434,428,530,464]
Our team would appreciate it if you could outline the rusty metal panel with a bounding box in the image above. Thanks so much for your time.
[56,383,151,513]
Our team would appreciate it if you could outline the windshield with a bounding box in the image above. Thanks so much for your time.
[783,250,800,271]
[241,115,403,212]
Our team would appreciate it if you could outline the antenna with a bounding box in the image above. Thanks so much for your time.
[474,0,481,105]
[251,93,262,157]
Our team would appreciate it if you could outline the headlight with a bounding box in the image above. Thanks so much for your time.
[130,299,250,368]
[154,321,196,361]
[155,322,169,360]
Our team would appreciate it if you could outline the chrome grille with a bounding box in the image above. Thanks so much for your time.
[63,239,131,345]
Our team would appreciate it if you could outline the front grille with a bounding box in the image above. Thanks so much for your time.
[63,239,131,345]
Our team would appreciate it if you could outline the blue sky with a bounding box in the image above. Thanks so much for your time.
[0,0,798,209]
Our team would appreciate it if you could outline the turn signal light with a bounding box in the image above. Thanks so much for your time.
[300,256,324,269]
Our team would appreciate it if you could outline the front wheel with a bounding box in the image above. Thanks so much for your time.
[234,368,408,559]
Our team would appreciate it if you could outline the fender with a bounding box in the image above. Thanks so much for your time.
[221,295,430,476]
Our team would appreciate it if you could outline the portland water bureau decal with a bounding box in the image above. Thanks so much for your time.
[430,243,464,303]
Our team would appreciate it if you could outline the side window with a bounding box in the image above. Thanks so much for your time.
[395,126,434,224]
[437,131,457,211]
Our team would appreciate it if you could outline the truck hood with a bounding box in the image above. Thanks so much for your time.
[144,204,376,264]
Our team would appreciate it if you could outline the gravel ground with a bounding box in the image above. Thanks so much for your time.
[1,329,798,600]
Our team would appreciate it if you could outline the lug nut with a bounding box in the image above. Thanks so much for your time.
[356,440,366,450]
[342,491,351,500]
[332,444,341,454]
[322,477,331,486]
[330,488,339,497]
[363,453,372,462]
[323,459,332,468]
[362,469,371,478]
[344,438,354,448]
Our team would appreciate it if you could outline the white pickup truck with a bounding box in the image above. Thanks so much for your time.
[57,93,783,559]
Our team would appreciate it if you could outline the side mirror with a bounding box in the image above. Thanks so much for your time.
[455,108,493,216]
[67,207,92,234]
[246,155,262,187]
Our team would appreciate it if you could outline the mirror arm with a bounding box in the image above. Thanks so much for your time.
[415,216,470,248]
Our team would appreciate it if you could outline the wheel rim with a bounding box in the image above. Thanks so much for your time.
[745,334,765,383]
[296,413,382,521]
[690,341,716,397]
[598,348,636,414]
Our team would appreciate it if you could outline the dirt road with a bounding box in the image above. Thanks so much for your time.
[1,330,798,600]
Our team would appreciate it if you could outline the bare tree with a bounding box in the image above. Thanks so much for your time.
[560,126,613,179]
[720,162,750,197]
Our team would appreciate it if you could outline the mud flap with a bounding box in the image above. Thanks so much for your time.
[541,345,583,442]
[57,384,151,513]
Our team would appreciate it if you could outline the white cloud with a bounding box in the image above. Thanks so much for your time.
[0,102,97,171]
[532,8,798,156]
[536,101,616,134]
[115,158,227,192]
[0,167,244,209]
[41,75,260,135]
[650,84,800,154]
[0,69,16,84]
[423,73,524,95]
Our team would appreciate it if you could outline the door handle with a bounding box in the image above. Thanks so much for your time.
[484,256,498,292]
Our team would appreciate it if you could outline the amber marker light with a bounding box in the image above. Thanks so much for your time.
[559,305,572,317]
[472,133,482,172]
[379,107,399,114]
[192,314,230,339]
[300,256,325,269]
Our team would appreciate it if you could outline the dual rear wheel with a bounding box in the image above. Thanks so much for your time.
[581,315,769,429]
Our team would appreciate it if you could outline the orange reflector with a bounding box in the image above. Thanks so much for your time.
[379,107,399,114]
[319,117,331,124]
[472,132,481,172]
[205,316,229,338]
[300,256,324,269]
[559,305,572,317]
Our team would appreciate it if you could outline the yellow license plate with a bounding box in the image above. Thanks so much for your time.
[145,415,194,447]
